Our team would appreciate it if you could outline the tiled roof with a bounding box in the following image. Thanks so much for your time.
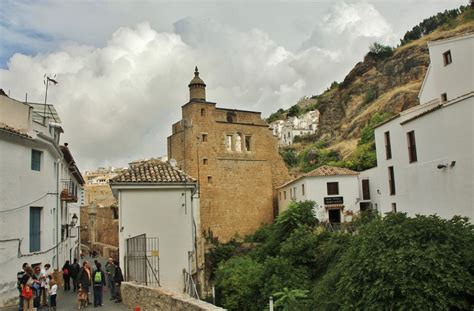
[110,159,195,184]
[305,165,358,177]
[0,123,32,139]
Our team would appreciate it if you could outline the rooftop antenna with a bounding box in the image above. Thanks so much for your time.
[43,73,58,124]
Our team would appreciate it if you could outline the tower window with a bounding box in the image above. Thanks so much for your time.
[201,108,205,116]
[226,112,234,123]
[203,158,208,165]
[245,136,252,151]
[207,176,212,184]
[202,133,208,142]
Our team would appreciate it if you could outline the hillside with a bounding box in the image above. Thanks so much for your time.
[270,6,474,174]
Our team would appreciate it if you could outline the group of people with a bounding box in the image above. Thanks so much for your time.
[17,257,124,310]
[17,263,57,311]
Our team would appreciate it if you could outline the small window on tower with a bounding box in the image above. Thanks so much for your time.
[207,176,212,184]
[245,136,251,151]
[227,112,234,123]
[441,93,447,102]
[226,135,233,151]
[201,108,205,116]
[202,133,208,142]
[203,158,208,165]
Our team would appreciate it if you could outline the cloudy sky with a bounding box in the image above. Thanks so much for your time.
[0,0,465,171]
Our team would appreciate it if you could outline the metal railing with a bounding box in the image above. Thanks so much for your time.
[125,234,160,287]
[184,269,199,299]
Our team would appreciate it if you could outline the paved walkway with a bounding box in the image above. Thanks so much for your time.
[2,257,128,311]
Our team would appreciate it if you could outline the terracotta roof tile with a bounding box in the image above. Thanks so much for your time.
[304,165,358,177]
[110,159,195,184]
[0,123,32,139]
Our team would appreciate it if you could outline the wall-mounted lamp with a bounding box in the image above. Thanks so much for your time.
[437,164,447,169]
[450,161,456,167]
[71,213,78,227]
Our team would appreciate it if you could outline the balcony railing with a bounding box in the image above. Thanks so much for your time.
[60,179,78,202]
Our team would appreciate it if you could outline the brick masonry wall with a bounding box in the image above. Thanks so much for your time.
[121,282,224,311]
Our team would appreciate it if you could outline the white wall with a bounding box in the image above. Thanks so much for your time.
[373,95,473,219]
[0,95,31,131]
[278,175,360,222]
[419,34,474,104]
[117,186,196,294]
[0,136,59,306]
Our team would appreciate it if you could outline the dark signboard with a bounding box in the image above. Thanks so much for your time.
[324,196,344,205]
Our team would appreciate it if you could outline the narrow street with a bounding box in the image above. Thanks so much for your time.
[1,257,128,311]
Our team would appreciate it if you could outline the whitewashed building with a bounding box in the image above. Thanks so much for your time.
[0,92,84,307]
[366,33,473,219]
[277,166,370,223]
[270,110,319,146]
[110,159,200,295]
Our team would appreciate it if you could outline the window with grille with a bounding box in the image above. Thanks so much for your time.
[407,131,417,163]
[327,182,339,195]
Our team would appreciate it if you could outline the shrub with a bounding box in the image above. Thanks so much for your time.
[287,104,302,117]
[368,42,393,59]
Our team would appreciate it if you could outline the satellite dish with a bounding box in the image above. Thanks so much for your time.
[169,158,177,168]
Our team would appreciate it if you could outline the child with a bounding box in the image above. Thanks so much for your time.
[49,279,58,311]
[77,287,88,309]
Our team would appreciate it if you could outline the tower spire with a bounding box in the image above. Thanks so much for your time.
[188,66,206,101]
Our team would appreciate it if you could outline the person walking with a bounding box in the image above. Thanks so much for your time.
[71,258,80,292]
[105,258,116,300]
[92,262,106,307]
[78,261,92,307]
[20,266,34,311]
[31,265,41,309]
[40,263,50,307]
[113,261,124,303]
[48,279,58,311]
[62,260,71,291]
[17,262,28,311]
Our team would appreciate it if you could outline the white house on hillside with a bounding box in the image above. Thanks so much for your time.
[0,92,84,307]
[110,159,200,295]
[271,110,320,146]
[366,33,473,219]
[277,165,370,223]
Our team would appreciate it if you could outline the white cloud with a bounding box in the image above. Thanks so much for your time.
[0,2,403,170]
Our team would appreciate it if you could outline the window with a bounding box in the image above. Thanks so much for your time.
[245,136,252,151]
[441,93,447,102]
[201,108,205,116]
[293,187,296,199]
[31,149,42,171]
[226,112,234,123]
[391,203,397,213]
[207,176,212,184]
[407,131,417,163]
[290,188,293,199]
[384,131,392,160]
[284,191,287,200]
[226,135,233,151]
[203,158,208,165]
[279,192,281,201]
[235,135,242,152]
[30,207,42,252]
[327,182,339,195]
[202,133,208,142]
[388,166,396,195]
[362,179,370,200]
[443,50,452,66]
[302,184,305,196]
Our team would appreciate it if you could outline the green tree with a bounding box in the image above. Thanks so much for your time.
[215,256,264,310]
[274,201,318,241]
[328,213,474,310]
[273,288,310,311]
[368,42,393,59]
[287,104,302,117]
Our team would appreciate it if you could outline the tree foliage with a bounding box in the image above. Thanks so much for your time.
[368,42,393,59]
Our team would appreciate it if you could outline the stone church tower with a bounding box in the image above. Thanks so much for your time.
[168,68,290,242]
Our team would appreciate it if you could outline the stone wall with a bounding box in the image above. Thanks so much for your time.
[121,282,224,311]
[168,100,291,242]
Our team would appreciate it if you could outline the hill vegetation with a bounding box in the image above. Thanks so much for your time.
[269,5,474,174]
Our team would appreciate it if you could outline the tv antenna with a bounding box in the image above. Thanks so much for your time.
[43,73,58,123]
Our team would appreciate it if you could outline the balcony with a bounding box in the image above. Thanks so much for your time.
[60,179,78,202]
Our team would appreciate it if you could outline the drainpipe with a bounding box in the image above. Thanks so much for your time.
[55,159,61,270]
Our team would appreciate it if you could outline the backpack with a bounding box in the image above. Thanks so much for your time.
[94,271,102,283]
[21,285,33,299]
[63,268,69,276]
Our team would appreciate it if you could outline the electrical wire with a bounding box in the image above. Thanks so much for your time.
[0,193,52,213]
